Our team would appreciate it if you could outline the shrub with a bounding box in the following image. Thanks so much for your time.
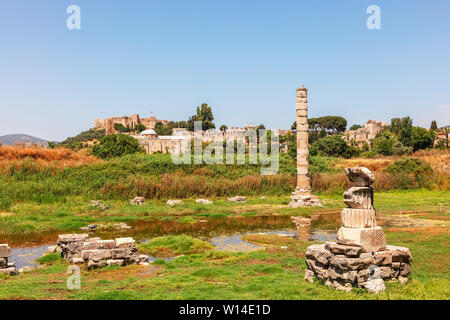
[372,130,397,156]
[384,157,434,188]
[0,195,11,211]
[60,128,105,149]
[92,134,144,159]
[310,135,359,158]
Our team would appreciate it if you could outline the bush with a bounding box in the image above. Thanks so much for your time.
[92,134,144,159]
[384,157,434,188]
[372,130,397,156]
[411,127,435,151]
[60,128,105,149]
[392,141,413,156]
[310,135,359,158]
[0,195,11,211]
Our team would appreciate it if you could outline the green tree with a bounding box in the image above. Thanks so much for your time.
[92,134,144,159]
[411,126,435,151]
[219,125,228,132]
[430,120,438,131]
[60,128,105,149]
[154,122,173,136]
[309,135,358,158]
[349,124,362,130]
[307,116,347,143]
[390,117,413,147]
[372,130,397,156]
[134,123,146,133]
[114,123,130,132]
[187,103,215,131]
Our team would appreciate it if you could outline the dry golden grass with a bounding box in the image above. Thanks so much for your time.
[338,149,450,173]
[0,145,99,169]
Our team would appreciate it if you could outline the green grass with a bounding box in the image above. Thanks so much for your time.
[36,253,62,264]
[0,227,448,300]
[138,235,214,257]
[0,190,448,237]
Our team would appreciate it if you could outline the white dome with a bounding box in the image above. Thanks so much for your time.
[140,129,157,136]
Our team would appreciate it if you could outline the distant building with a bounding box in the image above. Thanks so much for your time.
[434,130,449,147]
[94,114,169,135]
[131,131,189,155]
[343,120,388,148]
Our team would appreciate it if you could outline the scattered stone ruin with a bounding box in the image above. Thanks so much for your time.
[227,196,246,203]
[0,244,17,275]
[289,86,322,207]
[55,234,148,270]
[304,167,412,293]
[130,196,145,206]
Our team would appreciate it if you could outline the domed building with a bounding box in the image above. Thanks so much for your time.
[140,129,158,138]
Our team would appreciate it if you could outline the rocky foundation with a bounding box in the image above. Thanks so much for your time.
[0,244,17,276]
[304,167,412,293]
[55,234,149,270]
[305,242,412,293]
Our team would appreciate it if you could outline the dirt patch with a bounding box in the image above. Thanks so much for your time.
[243,234,297,246]
[91,265,161,281]
[239,258,280,265]
[387,226,449,235]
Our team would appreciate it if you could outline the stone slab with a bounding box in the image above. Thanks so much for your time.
[325,242,362,257]
[115,237,136,248]
[341,208,377,228]
[0,244,11,258]
[336,226,387,253]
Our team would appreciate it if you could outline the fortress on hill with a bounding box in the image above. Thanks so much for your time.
[94,114,169,135]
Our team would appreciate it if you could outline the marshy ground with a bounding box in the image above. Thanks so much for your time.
[0,190,448,300]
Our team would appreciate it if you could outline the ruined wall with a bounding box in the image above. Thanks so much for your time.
[343,120,388,147]
[94,114,169,135]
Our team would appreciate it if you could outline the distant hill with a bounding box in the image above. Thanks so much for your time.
[0,134,49,147]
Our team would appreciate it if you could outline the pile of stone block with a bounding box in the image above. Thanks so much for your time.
[56,234,149,270]
[0,244,17,275]
[90,200,109,210]
[130,197,145,206]
[167,199,183,206]
[196,199,213,205]
[305,242,412,293]
[227,196,246,203]
[304,167,412,293]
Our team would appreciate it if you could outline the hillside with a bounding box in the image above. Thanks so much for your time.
[0,134,49,147]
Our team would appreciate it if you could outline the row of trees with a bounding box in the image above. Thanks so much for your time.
[291,116,348,144]
[286,116,440,159]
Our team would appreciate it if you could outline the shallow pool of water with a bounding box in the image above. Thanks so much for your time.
[8,211,429,270]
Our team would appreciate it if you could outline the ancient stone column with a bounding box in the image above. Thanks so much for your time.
[289,86,322,207]
[302,167,412,293]
[336,167,386,252]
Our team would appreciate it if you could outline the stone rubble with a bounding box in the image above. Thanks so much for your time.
[304,167,412,293]
[80,222,133,232]
[55,234,148,270]
[196,199,213,205]
[167,199,183,206]
[90,200,109,210]
[227,196,246,203]
[130,196,145,206]
[0,244,18,276]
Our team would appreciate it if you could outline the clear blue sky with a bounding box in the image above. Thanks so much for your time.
[1,0,449,141]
